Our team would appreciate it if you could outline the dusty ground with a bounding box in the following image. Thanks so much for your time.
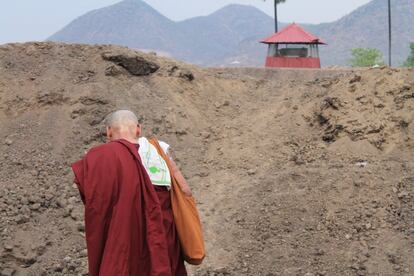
[0,42,413,276]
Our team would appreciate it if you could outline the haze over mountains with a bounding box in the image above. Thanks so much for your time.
[49,0,414,67]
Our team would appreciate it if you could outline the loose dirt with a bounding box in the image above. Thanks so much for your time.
[0,42,413,276]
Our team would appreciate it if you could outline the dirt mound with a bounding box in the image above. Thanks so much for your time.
[0,42,413,276]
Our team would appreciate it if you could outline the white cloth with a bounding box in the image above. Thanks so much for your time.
[138,137,171,187]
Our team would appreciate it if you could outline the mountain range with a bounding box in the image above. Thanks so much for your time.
[49,0,414,67]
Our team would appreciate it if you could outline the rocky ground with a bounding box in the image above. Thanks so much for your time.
[0,42,413,276]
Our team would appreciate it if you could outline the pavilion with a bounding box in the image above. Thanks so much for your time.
[260,23,326,68]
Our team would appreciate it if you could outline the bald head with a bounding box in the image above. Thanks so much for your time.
[105,110,139,128]
[105,110,141,143]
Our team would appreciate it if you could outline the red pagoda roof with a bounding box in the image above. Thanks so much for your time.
[261,23,326,45]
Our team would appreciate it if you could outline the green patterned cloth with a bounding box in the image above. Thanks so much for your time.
[138,137,171,187]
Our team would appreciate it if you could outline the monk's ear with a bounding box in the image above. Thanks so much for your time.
[106,126,113,140]
[136,124,142,137]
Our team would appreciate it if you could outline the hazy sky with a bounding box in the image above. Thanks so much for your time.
[0,0,372,44]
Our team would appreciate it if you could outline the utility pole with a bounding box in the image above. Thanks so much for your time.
[388,0,392,66]
[274,0,278,33]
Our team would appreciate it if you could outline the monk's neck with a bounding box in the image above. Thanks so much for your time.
[112,137,138,144]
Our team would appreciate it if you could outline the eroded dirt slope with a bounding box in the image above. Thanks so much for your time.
[0,42,413,276]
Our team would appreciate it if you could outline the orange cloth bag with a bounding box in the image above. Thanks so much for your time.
[149,138,205,265]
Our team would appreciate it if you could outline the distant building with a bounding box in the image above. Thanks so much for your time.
[261,23,326,68]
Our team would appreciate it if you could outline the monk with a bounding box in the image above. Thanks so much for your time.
[72,110,187,276]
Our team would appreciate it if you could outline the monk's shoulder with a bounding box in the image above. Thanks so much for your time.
[86,142,120,159]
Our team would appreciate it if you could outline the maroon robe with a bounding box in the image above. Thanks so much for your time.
[72,139,187,276]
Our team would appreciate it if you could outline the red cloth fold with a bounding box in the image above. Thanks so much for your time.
[72,139,184,276]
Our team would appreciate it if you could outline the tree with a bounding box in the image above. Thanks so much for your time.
[350,48,385,67]
[264,0,287,33]
[403,43,414,67]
